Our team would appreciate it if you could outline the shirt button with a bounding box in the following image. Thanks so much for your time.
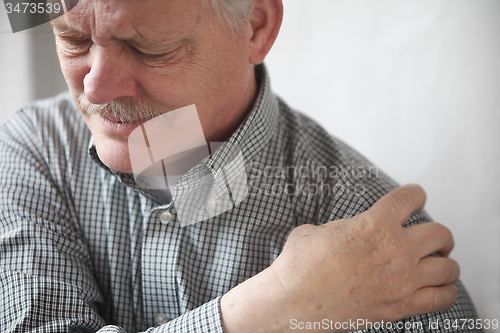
[159,211,172,224]
[155,313,169,326]
[207,196,217,209]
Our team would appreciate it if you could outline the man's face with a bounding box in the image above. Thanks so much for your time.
[53,0,257,173]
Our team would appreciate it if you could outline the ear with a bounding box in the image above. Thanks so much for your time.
[247,0,283,65]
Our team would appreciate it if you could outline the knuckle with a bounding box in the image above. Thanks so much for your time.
[454,260,461,279]
[357,215,377,235]
[351,216,377,238]
[435,224,454,244]
[429,284,458,311]
[380,303,405,323]
[429,291,444,311]
[439,259,454,282]
[404,184,427,200]
[412,184,427,201]
[381,235,401,259]
[394,187,415,209]
[450,284,458,302]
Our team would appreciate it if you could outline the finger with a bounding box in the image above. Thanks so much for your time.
[406,222,455,258]
[413,257,460,289]
[405,284,458,318]
[362,184,427,227]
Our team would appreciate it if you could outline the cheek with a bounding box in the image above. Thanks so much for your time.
[212,39,251,93]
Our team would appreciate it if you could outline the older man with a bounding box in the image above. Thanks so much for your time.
[0,0,479,332]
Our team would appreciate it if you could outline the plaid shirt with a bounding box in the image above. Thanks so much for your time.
[0,66,479,332]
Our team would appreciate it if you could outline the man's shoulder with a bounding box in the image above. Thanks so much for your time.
[1,92,88,147]
[273,98,407,221]
[0,92,92,177]
[3,91,80,126]
[275,98,382,182]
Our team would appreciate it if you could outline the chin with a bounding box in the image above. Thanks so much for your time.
[94,138,134,174]
[84,113,136,173]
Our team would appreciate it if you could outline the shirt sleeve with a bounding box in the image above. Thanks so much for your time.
[143,298,223,333]
[0,111,224,333]
[94,299,223,333]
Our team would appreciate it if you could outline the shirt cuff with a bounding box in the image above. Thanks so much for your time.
[148,297,224,333]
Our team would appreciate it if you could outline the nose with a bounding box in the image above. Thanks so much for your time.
[83,45,138,105]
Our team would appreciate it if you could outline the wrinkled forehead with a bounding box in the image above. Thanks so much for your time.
[53,0,206,41]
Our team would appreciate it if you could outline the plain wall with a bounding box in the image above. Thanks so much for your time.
[1,0,499,326]
[0,14,66,122]
[266,0,500,324]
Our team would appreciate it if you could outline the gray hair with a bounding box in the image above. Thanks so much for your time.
[205,0,255,31]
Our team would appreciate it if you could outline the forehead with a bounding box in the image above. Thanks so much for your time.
[54,0,205,42]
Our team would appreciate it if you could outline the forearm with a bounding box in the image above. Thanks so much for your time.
[220,266,291,333]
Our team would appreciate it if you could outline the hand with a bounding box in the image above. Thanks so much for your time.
[221,184,459,332]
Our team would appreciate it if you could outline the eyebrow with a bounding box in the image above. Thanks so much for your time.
[52,19,91,39]
[51,17,186,52]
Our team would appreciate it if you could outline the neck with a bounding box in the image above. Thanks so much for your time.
[203,65,258,143]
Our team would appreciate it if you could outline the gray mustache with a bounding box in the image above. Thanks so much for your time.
[78,95,164,123]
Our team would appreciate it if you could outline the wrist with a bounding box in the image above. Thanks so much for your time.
[220,265,291,333]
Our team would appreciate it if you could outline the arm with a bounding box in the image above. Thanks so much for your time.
[0,111,224,333]
[220,184,468,332]
[0,107,479,332]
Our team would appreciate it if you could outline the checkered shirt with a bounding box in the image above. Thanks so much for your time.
[0,66,480,332]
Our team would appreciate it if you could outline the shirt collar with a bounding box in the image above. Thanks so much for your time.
[204,64,278,173]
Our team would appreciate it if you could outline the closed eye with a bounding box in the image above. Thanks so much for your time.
[55,35,93,56]
[127,44,184,65]
[128,46,172,60]
[54,27,92,44]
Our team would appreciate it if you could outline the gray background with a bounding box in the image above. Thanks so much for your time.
[1,0,499,326]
